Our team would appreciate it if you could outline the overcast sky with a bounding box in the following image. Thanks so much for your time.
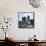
[19,12,34,21]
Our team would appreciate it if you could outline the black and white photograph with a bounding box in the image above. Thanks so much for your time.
[18,12,34,28]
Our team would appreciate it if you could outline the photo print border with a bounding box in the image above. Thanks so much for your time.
[18,12,35,28]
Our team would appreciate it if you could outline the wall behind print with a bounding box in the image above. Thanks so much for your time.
[0,0,46,40]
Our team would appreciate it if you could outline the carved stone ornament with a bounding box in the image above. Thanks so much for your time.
[29,0,43,8]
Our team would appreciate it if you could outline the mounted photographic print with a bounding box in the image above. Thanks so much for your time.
[18,12,34,28]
